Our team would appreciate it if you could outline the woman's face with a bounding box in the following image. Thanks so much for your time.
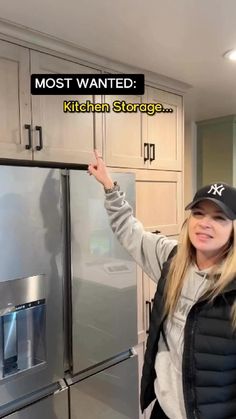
[188,200,233,261]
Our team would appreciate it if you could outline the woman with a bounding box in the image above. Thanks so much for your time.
[88,150,236,419]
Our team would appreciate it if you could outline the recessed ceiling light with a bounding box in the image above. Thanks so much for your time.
[223,49,236,61]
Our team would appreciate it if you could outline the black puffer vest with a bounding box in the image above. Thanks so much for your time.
[140,247,236,419]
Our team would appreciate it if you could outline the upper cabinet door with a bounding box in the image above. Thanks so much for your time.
[105,94,147,168]
[105,88,183,171]
[146,86,183,170]
[0,40,31,159]
[31,51,102,164]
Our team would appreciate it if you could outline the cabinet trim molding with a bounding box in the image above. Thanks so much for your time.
[0,18,191,95]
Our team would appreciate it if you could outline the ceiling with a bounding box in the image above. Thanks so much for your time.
[1,0,236,122]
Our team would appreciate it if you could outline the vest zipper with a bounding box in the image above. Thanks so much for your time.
[183,304,199,419]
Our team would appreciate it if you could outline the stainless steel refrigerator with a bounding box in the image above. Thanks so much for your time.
[0,165,139,419]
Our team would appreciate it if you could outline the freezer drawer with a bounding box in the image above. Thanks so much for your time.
[70,355,139,419]
[5,388,69,419]
[70,171,137,373]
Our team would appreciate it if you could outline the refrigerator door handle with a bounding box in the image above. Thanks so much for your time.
[65,349,134,385]
[0,382,60,417]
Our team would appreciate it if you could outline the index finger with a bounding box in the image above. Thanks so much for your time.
[94,149,103,161]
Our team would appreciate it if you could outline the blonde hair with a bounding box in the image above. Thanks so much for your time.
[164,218,236,328]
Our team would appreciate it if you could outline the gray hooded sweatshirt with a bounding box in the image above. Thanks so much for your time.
[104,189,212,419]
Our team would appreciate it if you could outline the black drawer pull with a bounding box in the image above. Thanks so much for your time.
[24,124,32,150]
[150,143,155,162]
[144,143,149,162]
[35,126,43,151]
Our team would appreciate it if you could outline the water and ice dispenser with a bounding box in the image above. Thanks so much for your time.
[0,275,46,379]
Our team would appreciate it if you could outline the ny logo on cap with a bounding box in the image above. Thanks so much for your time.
[207,184,225,196]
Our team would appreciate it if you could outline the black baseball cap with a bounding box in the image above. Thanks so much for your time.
[185,183,236,220]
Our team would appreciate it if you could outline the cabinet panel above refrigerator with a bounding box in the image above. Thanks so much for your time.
[69,171,137,373]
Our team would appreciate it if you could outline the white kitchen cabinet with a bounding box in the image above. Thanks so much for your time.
[31,51,102,163]
[135,169,183,236]
[0,39,102,163]
[105,87,183,171]
[104,93,147,168]
[110,167,183,237]
[145,86,183,170]
[0,38,183,168]
[0,40,31,159]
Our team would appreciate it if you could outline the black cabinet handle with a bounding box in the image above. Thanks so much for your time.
[35,126,43,151]
[144,142,149,162]
[24,124,32,150]
[150,143,155,162]
[152,230,161,234]
[145,301,152,334]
